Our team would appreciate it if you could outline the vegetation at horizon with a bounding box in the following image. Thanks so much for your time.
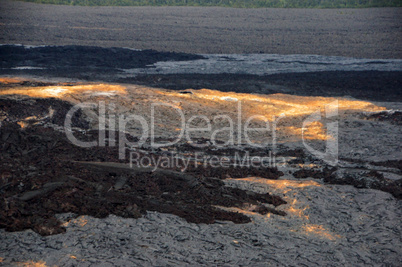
[15,0,402,8]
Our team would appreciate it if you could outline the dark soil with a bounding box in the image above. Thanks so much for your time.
[293,167,337,180]
[125,71,402,102]
[0,45,203,70]
[1,45,401,102]
[371,160,402,171]
[363,111,402,125]
[0,45,204,80]
[0,96,90,129]
[293,167,402,199]
[0,119,286,236]
[341,157,402,171]
[1,0,401,58]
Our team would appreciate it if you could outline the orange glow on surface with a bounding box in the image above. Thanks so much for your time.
[17,260,47,267]
[283,121,329,140]
[287,206,309,220]
[164,89,384,117]
[229,178,317,219]
[231,177,322,194]
[225,178,321,219]
[215,206,262,217]
[158,89,385,141]
[226,177,340,240]
[303,224,341,241]
[17,121,28,129]
[0,84,127,98]
[287,199,310,220]
[0,77,24,84]
[61,216,88,227]
[1,78,385,142]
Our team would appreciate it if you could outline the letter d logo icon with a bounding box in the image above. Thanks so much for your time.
[302,100,338,166]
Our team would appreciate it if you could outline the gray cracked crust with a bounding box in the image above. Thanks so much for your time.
[1,181,400,266]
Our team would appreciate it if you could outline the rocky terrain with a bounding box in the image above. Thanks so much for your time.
[0,0,401,264]
[0,76,401,266]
